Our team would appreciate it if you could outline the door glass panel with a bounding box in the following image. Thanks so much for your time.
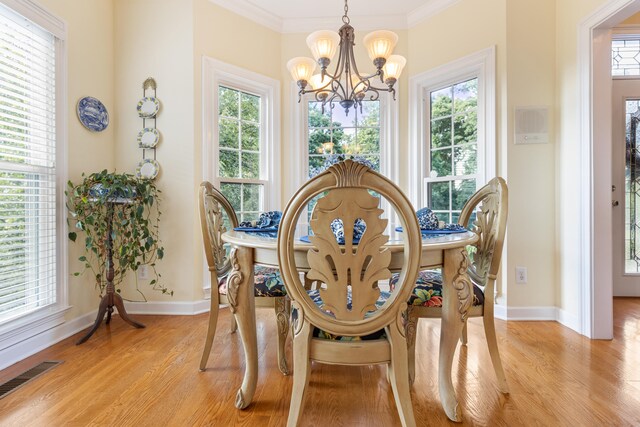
[625,99,640,273]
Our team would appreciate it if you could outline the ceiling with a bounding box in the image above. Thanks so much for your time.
[208,0,460,33]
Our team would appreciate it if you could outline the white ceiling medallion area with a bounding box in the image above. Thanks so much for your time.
[208,0,461,33]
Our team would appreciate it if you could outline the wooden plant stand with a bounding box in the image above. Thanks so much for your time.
[76,202,145,345]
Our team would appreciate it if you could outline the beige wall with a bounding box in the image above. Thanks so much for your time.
[193,0,282,297]
[621,10,640,24]
[32,0,640,331]
[36,0,116,320]
[407,0,512,301]
[114,0,195,301]
[505,0,557,307]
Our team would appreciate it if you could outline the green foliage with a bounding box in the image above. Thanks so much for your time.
[65,170,171,296]
[307,101,381,177]
[428,79,479,221]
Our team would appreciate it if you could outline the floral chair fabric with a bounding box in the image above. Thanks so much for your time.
[390,270,484,307]
[306,289,389,341]
[218,265,286,297]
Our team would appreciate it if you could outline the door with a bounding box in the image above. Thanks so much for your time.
[612,79,640,296]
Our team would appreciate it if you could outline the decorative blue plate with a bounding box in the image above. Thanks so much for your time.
[395,226,467,234]
[77,96,109,132]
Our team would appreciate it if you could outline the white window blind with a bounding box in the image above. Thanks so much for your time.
[0,5,57,324]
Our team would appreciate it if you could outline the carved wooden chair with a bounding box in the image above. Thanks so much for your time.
[278,160,422,427]
[401,177,509,392]
[198,181,289,374]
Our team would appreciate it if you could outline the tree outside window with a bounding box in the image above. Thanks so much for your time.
[217,86,264,223]
[427,78,479,224]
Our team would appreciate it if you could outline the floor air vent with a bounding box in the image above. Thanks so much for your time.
[0,361,62,399]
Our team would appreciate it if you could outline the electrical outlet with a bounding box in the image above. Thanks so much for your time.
[515,266,527,284]
[138,265,149,280]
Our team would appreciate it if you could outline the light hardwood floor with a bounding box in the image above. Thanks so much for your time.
[0,298,639,426]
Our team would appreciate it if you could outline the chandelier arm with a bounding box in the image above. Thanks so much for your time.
[292,0,402,113]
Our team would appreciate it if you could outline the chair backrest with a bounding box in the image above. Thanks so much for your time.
[278,160,422,337]
[458,177,508,289]
[199,181,239,280]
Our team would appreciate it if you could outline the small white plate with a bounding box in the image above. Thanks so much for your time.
[137,128,160,148]
[137,97,160,118]
[136,159,159,180]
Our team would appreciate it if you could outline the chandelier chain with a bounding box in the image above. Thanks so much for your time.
[342,0,350,24]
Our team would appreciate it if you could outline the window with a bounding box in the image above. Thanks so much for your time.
[307,100,381,177]
[0,3,63,325]
[409,47,495,216]
[612,37,640,77]
[217,86,264,222]
[202,57,280,224]
[426,79,478,223]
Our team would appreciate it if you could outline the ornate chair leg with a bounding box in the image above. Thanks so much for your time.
[460,320,468,345]
[230,311,238,333]
[386,324,417,427]
[275,296,290,375]
[200,283,220,371]
[482,305,509,393]
[405,309,418,386]
[287,312,312,427]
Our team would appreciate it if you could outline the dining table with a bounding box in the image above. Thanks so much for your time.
[221,227,478,422]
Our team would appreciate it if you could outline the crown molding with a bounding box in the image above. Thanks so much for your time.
[407,0,461,27]
[281,14,409,33]
[208,0,459,33]
[208,0,283,32]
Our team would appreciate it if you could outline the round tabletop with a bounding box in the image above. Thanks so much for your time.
[222,229,478,270]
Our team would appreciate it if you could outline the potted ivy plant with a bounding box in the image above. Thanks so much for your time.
[66,170,171,298]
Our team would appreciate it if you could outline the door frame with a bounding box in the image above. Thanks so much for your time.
[578,0,640,339]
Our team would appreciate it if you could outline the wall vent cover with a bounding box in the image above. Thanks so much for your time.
[0,361,62,400]
[514,106,549,144]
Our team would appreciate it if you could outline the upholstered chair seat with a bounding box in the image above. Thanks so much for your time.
[218,265,287,297]
[306,289,389,341]
[390,270,484,308]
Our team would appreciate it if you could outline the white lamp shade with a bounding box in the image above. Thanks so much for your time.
[310,74,331,92]
[306,30,340,62]
[382,55,407,80]
[287,57,316,82]
[350,73,367,93]
[363,30,398,61]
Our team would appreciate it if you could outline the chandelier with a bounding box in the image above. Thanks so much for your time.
[287,0,406,115]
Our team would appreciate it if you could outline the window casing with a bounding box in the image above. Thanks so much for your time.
[409,47,496,215]
[202,58,280,220]
[0,0,68,359]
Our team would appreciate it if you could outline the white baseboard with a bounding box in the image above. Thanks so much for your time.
[0,309,97,372]
[494,304,564,322]
[494,303,507,320]
[557,308,581,332]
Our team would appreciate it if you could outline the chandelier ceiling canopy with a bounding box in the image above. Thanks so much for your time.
[287,0,406,115]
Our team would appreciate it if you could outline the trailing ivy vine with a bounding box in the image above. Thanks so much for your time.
[66,170,172,297]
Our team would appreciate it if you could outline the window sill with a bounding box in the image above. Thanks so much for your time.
[0,305,71,352]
